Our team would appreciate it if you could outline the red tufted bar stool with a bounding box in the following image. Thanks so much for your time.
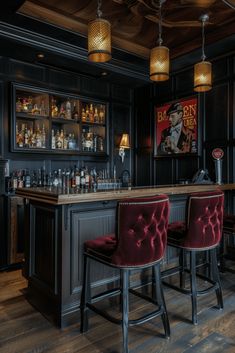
[80,195,170,353]
[162,190,224,325]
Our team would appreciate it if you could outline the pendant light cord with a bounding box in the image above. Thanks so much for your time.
[158,0,163,46]
[97,0,102,18]
[201,20,206,61]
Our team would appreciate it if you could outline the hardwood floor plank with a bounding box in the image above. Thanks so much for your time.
[0,267,235,353]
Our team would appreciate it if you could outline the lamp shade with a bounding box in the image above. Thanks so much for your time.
[150,45,169,81]
[194,61,212,92]
[120,134,130,149]
[88,18,111,62]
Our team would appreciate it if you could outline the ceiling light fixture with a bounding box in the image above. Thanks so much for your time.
[194,14,212,92]
[88,0,111,63]
[150,0,169,82]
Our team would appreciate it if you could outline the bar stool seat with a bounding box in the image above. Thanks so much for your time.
[80,195,170,353]
[163,190,224,325]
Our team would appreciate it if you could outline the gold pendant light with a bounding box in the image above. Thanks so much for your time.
[150,0,169,82]
[194,14,212,92]
[88,0,111,63]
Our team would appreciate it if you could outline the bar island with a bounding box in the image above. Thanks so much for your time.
[16,183,235,328]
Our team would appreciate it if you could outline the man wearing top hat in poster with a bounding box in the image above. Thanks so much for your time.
[158,102,194,154]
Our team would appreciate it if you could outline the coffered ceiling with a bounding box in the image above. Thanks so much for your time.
[18,0,235,59]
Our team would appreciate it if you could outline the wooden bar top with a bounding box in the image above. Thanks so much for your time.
[15,183,235,205]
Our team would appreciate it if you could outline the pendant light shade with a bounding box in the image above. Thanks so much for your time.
[88,0,111,63]
[150,45,169,81]
[194,60,212,92]
[150,0,169,82]
[194,14,212,92]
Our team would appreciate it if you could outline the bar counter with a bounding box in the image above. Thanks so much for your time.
[17,183,235,328]
[16,183,235,205]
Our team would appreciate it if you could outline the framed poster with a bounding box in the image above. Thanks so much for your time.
[155,96,198,157]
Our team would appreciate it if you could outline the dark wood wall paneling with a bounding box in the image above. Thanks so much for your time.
[135,53,235,187]
[134,84,153,186]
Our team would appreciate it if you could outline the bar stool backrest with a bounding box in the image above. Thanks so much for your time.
[112,194,169,267]
[185,190,224,250]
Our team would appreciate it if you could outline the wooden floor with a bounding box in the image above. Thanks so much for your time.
[1,267,235,353]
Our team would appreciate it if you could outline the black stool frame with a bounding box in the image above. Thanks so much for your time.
[80,252,170,353]
[162,245,223,325]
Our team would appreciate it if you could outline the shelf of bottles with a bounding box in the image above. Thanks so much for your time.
[13,84,107,155]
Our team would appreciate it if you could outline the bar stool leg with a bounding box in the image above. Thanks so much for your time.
[211,248,224,309]
[80,254,91,333]
[153,264,170,338]
[190,251,198,325]
[179,249,186,289]
[122,269,129,353]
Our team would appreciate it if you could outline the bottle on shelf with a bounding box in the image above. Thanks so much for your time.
[27,96,33,113]
[85,104,90,122]
[94,106,99,123]
[65,98,72,119]
[32,103,41,115]
[51,98,58,118]
[41,124,46,148]
[16,97,22,112]
[36,124,42,148]
[22,98,28,112]
[24,124,29,148]
[89,103,94,123]
[72,102,79,120]
[81,107,86,122]
[51,129,56,149]
[99,105,105,124]
[59,103,66,119]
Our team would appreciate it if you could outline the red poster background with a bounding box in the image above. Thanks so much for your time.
[156,97,198,155]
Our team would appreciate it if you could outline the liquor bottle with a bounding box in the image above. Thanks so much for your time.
[27,96,33,113]
[89,103,94,123]
[32,103,40,115]
[99,105,105,124]
[75,167,80,188]
[63,132,68,149]
[56,130,62,149]
[25,170,31,188]
[41,124,46,148]
[71,167,76,188]
[51,129,56,149]
[65,98,72,119]
[85,167,90,189]
[80,169,86,189]
[59,104,66,118]
[94,106,99,123]
[51,98,58,117]
[40,100,47,116]
[24,124,29,147]
[81,107,86,122]
[72,102,79,120]
[36,125,42,148]
[60,129,64,149]
[16,97,22,112]
[22,98,28,112]
[85,104,90,122]
[18,125,24,148]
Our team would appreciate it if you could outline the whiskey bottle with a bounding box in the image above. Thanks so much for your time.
[72,102,79,120]
[94,106,99,123]
[99,105,105,124]
[81,107,86,122]
[89,103,94,123]
[51,98,58,118]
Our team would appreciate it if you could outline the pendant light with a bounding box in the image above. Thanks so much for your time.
[194,14,212,92]
[150,0,169,82]
[88,0,111,63]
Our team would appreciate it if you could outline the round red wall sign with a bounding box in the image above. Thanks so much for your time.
[212,148,224,160]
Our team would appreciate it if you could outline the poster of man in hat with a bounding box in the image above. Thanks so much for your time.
[156,97,198,155]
